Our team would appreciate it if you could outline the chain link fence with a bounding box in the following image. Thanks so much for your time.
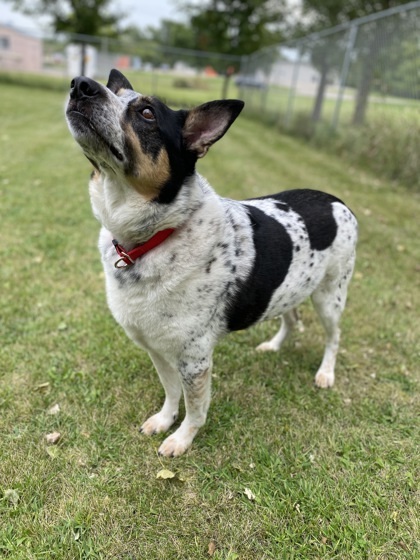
[238,1,420,129]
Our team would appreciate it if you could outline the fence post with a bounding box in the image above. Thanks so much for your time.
[284,43,302,128]
[100,36,108,78]
[331,24,358,129]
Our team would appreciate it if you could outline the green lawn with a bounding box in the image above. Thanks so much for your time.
[0,82,419,559]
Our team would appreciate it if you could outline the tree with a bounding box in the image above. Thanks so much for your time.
[6,0,120,74]
[182,0,287,71]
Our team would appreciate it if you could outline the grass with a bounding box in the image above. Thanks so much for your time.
[0,80,419,559]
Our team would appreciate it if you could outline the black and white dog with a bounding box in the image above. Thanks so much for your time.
[66,69,358,457]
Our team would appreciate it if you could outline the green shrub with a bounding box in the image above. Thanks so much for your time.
[254,108,420,191]
[0,71,69,92]
[331,113,420,189]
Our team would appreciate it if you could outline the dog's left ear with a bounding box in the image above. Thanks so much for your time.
[183,100,244,158]
[106,69,134,93]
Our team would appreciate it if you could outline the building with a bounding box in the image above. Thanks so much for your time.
[0,24,43,73]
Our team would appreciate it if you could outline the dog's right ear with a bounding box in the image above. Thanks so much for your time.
[183,99,244,158]
[106,69,134,93]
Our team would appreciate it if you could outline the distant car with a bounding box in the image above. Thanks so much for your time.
[235,76,267,89]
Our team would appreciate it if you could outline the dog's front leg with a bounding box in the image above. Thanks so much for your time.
[141,351,182,435]
[158,357,213,457]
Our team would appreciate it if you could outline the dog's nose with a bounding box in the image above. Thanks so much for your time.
[70,76,100,100]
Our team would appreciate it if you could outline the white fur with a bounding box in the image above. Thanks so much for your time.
[92,173,357,456]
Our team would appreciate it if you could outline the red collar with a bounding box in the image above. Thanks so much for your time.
[112,228,175,268]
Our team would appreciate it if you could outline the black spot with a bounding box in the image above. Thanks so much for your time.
[251,189,347,251]
[114,267,141,286]
[295,245,300,252]
[206,257,217,274]
[226,206,293,332]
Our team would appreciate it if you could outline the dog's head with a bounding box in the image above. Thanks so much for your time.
[66,69,244,203]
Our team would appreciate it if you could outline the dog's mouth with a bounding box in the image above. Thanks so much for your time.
[67,109,124,163]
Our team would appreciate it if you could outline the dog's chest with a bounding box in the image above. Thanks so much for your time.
[97,211,254,351]
[99,235,194,347]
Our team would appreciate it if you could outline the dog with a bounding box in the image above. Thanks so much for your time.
[66,69,358,457]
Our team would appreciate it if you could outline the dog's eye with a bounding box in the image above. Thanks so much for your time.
[141,108,155,121]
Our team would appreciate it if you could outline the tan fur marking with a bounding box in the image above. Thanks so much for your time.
[124,123,170,199]
[91,168,101,182]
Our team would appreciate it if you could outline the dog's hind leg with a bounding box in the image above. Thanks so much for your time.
[140,351,183,436]
[311,260,354,388]
[256,309,299,352]
[158,356,213,457]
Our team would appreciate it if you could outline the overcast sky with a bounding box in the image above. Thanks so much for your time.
[0,0,186,34]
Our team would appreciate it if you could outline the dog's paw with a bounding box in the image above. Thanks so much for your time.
[140,411,177,436]
[314,370,335,388]
[256,341,278,352]
[158,426,198,457]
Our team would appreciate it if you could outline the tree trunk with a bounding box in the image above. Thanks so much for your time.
[312,60,329,122]
[352,52,375,125]
[221,74,230,99]
[80,42,86,76]
[352,25,381,126]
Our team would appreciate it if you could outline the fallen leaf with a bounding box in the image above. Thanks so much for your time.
[35,382,50,392]
[156,469,175,480]
[47,403,60,415]
[46,446,59,458]
[45,432,61,444]
[4,489,19,506]
[57,322,67,331]
[244,487,255,501]
[74,530,81,541]
[208,540,216,556]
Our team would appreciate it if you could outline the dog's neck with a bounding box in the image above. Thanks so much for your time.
[89,170,209,247]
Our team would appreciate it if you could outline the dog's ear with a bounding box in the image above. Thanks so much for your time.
[183,100,244,158]
[106,69,134,93]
